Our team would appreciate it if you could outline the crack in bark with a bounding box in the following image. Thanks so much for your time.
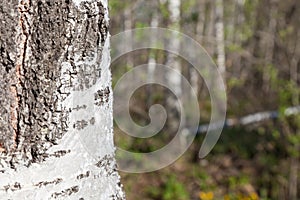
[11,0,31,153]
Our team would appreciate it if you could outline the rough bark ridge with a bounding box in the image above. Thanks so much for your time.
[0,0,125,199]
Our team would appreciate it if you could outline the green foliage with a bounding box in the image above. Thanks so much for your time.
[228,175,250,190]
[146,175,189,200]
[162,175,189,200]
[146,185,161,199]
[228,77,244,89]
[226,44,243,53]
[279,26,295,40]
[159,2,169,20]
[244,0,259,23]
[108,0,127,15]
[135,22,148,29]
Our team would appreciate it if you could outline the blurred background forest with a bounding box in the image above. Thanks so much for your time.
[109,0,300,199]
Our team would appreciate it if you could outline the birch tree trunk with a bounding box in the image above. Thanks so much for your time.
[166,0,182,132]
[147,12,159,108]
[215,0,226,81]
[0,0,125,199]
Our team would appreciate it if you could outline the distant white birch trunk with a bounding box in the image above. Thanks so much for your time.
[215,0,226,81]
[147,13,159,107]
[167,0,181,93]
[166,0,182,131]
[0,0,125,199]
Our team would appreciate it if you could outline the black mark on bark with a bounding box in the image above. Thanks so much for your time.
[2,182,22,192]
[51,185,79,198]
[34,178,63,188]
[76,171,90,180]
[95,154,117,177]
[94,86,110,106]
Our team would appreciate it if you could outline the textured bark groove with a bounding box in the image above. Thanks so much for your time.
[0,0,19,157]
[1,0,109,168]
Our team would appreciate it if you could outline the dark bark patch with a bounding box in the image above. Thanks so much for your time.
[95,154,117,177]
[2,182,22,192]
[34,178,63,188]
[94,86,110,106]
[76,171,90,180]
[73,117,96,130]
[51,185,79,198]
[51,149,71,158]
[73,120,89,130]
[72,104,87,111]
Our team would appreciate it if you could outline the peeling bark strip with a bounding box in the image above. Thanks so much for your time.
[0,0,125,199]
[13,0,31,155]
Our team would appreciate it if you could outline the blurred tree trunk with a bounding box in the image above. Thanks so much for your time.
[289,28,300,200]
[190,0,206,98]
[290,30,300,106]
[166,0,182,132]
[289,157,298,200]
[215,0,226,82]
[263,0,277,92]
[0,0,125,199]
[147,10,159,107]
[124,4,133,67]
[232,0,245,76]
[226,0,235,44]
[196,0,206,44]
[203,1,215,56]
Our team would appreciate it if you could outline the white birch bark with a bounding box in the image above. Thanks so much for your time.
[147,10,159,107]
[215,0,226,80]
[166,0,182,132]
[0,0,125,199]
[167,0,181,94]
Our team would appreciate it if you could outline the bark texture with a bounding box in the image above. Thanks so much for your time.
[0,0,125,199]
